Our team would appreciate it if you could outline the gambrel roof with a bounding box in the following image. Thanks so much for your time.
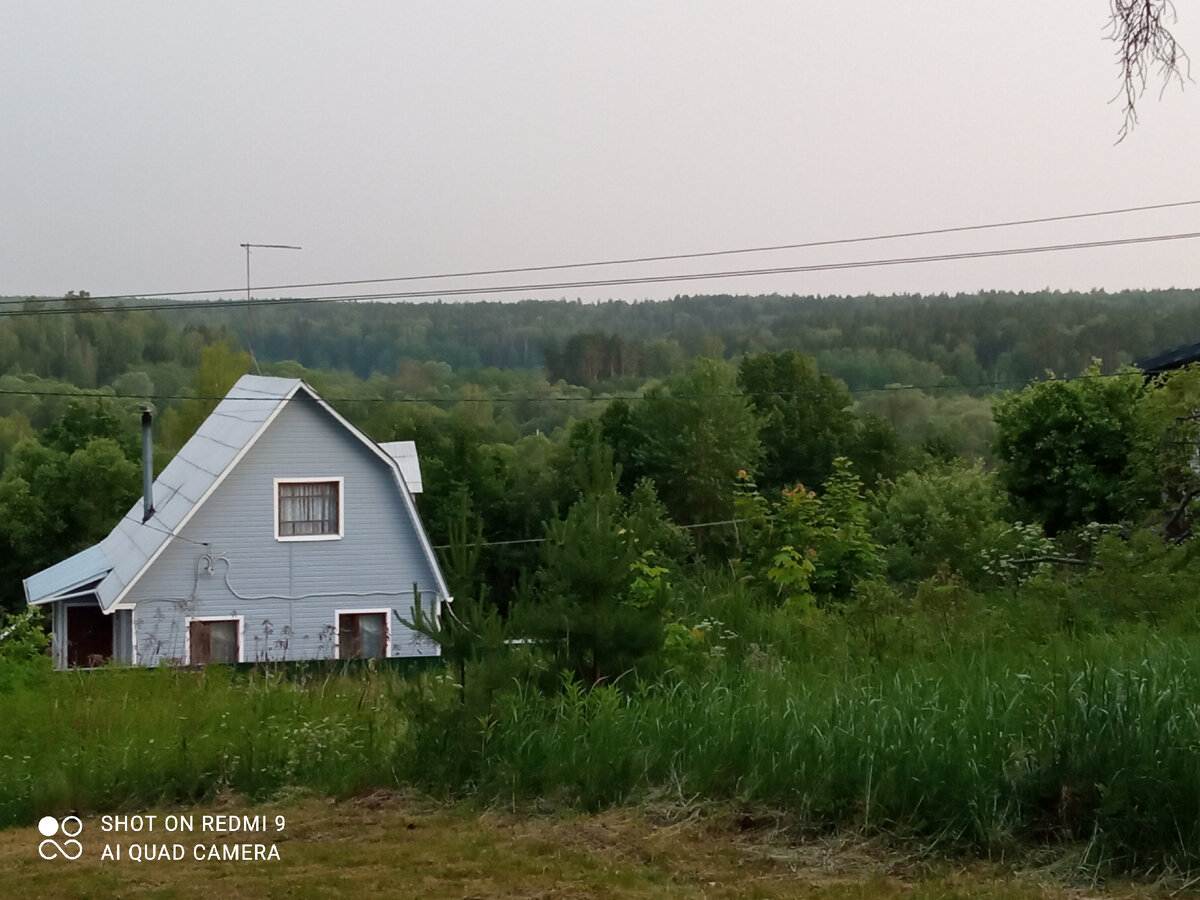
[24,375,449,611]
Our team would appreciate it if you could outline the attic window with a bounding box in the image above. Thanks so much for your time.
[275,478,343,541]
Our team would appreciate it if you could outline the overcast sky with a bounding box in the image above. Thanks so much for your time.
[3,2,1199,304]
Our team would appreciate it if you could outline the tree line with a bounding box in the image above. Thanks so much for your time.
[5,288,1200,393]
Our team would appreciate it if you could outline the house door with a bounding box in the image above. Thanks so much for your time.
[65,603,113,668]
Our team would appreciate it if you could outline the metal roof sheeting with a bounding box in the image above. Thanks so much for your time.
[24,376,297,609]
[23,543,112,606]
[379,441,423,493]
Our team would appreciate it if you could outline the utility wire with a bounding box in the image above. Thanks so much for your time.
[431,518,749,551]
[0,370,1151,406]
[6,198,1200,306]
[5,230,1200,320]
[120,512,212,549]
[2,229,1200,321]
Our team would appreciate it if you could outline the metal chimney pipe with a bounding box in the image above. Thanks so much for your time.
[141,408,155,522]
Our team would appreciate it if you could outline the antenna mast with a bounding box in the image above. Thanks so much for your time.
[240,242,301,374]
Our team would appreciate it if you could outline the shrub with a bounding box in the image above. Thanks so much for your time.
[871,461,1015,588]
[734,458,880,606]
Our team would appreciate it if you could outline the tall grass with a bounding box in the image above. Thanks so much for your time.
[5,632,1200,873]
[418,633,1200,872]
[0,664,422,827]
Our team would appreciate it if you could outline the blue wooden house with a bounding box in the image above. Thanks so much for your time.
[23,375,451,668]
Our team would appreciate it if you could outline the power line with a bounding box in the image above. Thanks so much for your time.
[0,370,1147,406]
[5,198,1199,306]
[0,383,1020,404]
[4,229,1200,320]
[430,518,748,551]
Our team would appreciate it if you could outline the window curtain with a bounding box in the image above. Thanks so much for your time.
[190,620,238,664]
[279,482,338,536]
[338,613,386,659]
[208,621,238,663]
[357,614,385,658]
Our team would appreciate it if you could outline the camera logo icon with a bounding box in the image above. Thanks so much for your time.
[38,816,83,861]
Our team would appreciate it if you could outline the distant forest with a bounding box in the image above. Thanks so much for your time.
[3,288,1198,396]
[165,288,1200,386]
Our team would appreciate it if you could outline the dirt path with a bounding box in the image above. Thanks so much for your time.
[0,794,1179,899]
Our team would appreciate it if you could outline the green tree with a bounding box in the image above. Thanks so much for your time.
[159,343,251,453]
[1129,365,1200,540]
[0,436,140,613]
[842,413,907,491]
[41,398,139,460]
[738,350,857,493]
[602,358,761,534]
[0,414,33,474]
[993,365,1148,534]
[521,446,684,684]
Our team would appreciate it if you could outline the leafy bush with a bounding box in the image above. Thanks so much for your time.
[993,365,1148,534]
[1016,530,1200,631]
[871,461,1021,588]
[734,458,880,606]
[0,611,52,691]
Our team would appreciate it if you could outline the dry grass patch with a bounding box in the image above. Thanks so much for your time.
[0,794,1183,899]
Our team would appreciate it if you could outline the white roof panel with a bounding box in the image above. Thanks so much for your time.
[379,441,423,493]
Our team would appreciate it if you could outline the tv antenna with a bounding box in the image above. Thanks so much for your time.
[240,243,301,374]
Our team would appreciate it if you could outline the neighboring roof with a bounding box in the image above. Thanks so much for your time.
[379,441,423,493]
[24,375,449,610]
[1136,340,1200,376]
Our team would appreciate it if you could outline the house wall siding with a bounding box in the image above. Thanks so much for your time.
[51,602,65,670]
[114,609,133,663]
[126,395,441,665]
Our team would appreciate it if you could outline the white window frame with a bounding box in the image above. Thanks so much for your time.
[184,615,245,665]
[335,608,392,659]
[274,477,344,542]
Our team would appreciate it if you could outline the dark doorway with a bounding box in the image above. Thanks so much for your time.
[65,603,113,668]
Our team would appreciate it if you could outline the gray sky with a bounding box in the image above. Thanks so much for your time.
[3,2,1199,303]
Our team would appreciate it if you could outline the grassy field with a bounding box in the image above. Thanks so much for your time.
[0,794,1185,899]
[7,631,1200,877]
[0,662,416,826]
